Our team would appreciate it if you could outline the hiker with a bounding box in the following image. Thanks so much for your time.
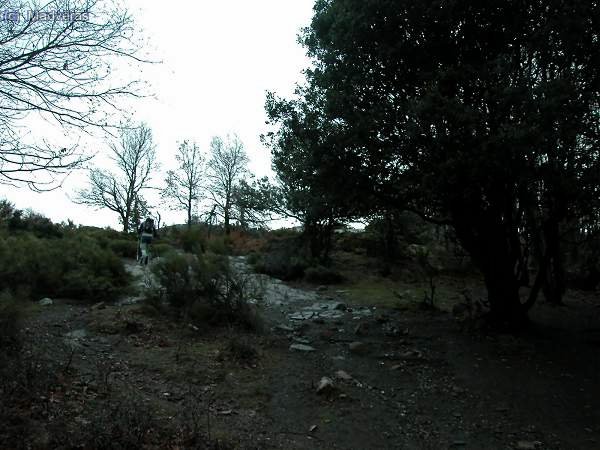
[137,217,157,265]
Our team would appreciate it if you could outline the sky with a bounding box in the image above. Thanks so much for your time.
[0,0,314,228]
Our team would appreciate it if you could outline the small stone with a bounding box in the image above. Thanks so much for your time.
[309,424,318,432]
[313,317,325,324]
[317,286,328,292]
[39,298,53,306]
[316,377,335,395]
[290,344,316,352]
[349,341,368,355]
[391,364,403,371]
[335,370,353,381]
[354,323,368,336]
[91,302,106,310]
[292,337,311,345]
[66,329,87,339]
[333,302,347,311]
[275,324,294,332]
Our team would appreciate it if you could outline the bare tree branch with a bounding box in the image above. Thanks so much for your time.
[75,122,157,232]
[205,133,249,234]
[162,140,205,228]
[0,0,151,190]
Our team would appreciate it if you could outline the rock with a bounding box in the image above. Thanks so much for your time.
[401,349,422,359]
[66,329,87,339]
[354,322,369,336]
[91,301,106,310]
[292,337,311,345]
[39,298,53,306]
[318,310,344,319]
[290,344,316,352]
[335,370,353,381]
[312,317,325,324]
[316,377,335,395]
[391,364,403,371]
[348,341,368,355]
[309,424,318,432]
[289,311,314,321]
[332,302,347,311]
[317,285,328,292]
[275,324,294,332]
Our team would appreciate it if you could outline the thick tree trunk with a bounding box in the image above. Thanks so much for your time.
[542,219,565,304]
[455,216,530,329]
[481,263,528,328]
[224,210,231,235]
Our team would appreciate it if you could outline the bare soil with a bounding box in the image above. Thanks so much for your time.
[2,257,600,449]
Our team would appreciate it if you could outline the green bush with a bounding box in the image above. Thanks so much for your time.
[0,290,21,350]
[206,235,230,255]
[6,208,63,239]
[109,239,138,258]
[149,252,261,330]
[304,265,344,284]
[152,242,176,258]
[246,252,260,266]
[178,226,206,254]
[0,233,131,302]
[252,240,310,281]
[224,337,258,363]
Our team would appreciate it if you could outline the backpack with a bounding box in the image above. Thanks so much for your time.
[143,220,154,233]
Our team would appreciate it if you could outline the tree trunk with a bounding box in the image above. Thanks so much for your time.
[122,213,129,233]
[224,209,231,235]
[541,219,565,305]
[187,204,192,230]
[455,217,530,329]
[481,262,528,328]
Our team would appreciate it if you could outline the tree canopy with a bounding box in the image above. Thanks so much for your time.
[267,0,600,326]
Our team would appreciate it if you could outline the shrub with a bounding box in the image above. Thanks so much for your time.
[7,208,63,239]
[149,252,262,330]
[109,239,138,258]
[0,290,21,351]
[253,240,310,281]
[304,265,344,284]
[178,226,206,254]
[0,234,131,302]
[152,242,176,258]
[224,337,258,364]
[206,235,230,255]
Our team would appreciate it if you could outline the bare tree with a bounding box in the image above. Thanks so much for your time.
[162,140,204,229]
[77,123,157,232]
[0,0,147,190]
[206,134,248,235]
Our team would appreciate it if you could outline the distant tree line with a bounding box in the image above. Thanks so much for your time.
[76,127,269,235]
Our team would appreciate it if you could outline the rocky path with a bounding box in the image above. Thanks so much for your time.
[230,256,600,450]
[15,256,600,449]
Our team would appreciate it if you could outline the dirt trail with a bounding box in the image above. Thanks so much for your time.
[231,256,600,450]
[14,257,600,450]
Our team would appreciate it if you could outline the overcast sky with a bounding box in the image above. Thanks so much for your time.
[0,0,314,228]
